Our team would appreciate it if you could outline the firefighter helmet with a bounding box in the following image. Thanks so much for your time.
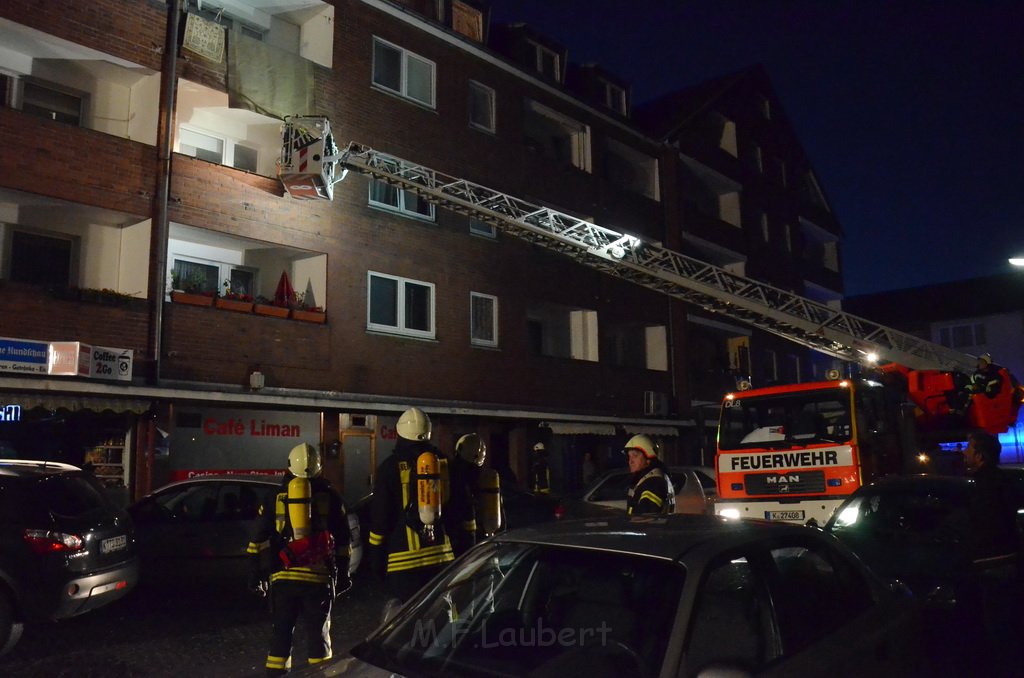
[456,433,486,466]
[624,434,658,460]
[532,442,546,453]
[288,442,322,479]
[397,407,432,441]
[978,353,992,366]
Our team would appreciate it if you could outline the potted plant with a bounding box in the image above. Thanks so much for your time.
[289,291,326,324]
[169,271,215,307]
[215,279,254,313]
[253,295,291,319]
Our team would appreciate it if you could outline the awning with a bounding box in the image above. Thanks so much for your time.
[624,425,680,437]
[543,422,617,436]
[11,393,151,414]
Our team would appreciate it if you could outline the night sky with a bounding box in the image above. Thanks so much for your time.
[488,0,1024,295]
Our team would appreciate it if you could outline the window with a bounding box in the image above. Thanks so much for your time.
[783,224,793,252]
[367,272,435,339]
[8,230,76,286]
[938,323,986,349]
[524,101,590,171]
[608,324,668,371]
[774,158,787,187]
[21,79,85,125]
[372,38,435,108]
[468,80,495,132]
[604,81,627,115]
[470,292,498,347]
[179,127,225,164]
[748,145,763,173]
[760,96,772,119]
[233,145,258,172]
[469,219,496,239]
[369,179,435,221]
[528,40,561,82]
[451,0,483,42]
[170,258,255,297]
[763,349,778,383]
[761,213,770,242]
[527,302,598,362]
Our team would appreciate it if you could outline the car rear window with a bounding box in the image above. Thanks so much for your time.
[29,473,110,520]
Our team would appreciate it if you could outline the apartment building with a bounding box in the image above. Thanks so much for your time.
[0,0,843,499]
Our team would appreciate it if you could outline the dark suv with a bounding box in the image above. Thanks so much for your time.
[0,460,139,655]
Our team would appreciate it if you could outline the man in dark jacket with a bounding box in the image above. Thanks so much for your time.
[624,434,675,515]
[246,443,350,676]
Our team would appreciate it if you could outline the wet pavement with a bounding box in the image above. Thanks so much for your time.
[0,571,389,677]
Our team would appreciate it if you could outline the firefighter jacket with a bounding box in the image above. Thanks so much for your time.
[445,455,480,555]
[626,461,675,515]
[529,453,551,494]
[368,439,473,575]
[246,474,350,586]
[970,363,1005,399]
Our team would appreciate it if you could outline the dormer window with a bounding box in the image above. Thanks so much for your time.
[603,81,626,115]
[451,0,483,42]
[529,40,561,82]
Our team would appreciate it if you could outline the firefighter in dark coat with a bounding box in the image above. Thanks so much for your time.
[246,443,350,676]
[368,407,475,600]
[529,442,551,494]
[624,434,675,515]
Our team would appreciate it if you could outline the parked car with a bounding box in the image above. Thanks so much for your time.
[127,476,362,585]
[315,513,926,677]
[555,465,717,519]
[0,460,139,656]
[824,473,1024,602]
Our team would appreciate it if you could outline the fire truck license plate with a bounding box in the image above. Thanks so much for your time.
[765,510,805,521]
[101,535,127,554]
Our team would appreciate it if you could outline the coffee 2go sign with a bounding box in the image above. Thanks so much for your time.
[169,408,322,479]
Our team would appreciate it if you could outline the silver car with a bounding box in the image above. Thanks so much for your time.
[556,466,717,519]
[318,514,927,677]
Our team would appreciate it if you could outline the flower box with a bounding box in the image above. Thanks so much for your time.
[215,297,254,313]
[254,303,291,319]
[171,291,214,307]
[291,309,326,324]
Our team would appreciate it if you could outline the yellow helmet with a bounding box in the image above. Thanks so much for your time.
[532,442,546,453]
[397,407,431,441]
[624,434,658,460]
[456,433,486,466]
[978,353,992,366]
[288,442,321,478]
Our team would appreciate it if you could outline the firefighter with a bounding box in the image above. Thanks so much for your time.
[529,442,551,494]
[246,442,350,676]
[440,433,479,556]
[368,407,469,599]
[969,353,1005,399]
[453,433,504,539]
[624,434,675,515]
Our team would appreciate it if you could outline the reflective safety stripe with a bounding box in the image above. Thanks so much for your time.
[640,490,664,507]
[266,655,290,670]
[270,567,333,584]
[308,655,332,665]
[368,531,383,546]
[386,541,455,573]
[246,540,269,555]
[462,519,477,532]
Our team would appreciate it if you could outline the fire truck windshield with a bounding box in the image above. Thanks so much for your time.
[719,388,853,451]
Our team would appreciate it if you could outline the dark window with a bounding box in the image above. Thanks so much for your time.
[22,80,83,125]
[10,231,73,286]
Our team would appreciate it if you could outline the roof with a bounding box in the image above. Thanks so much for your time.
[844,272,1024,328]
[633,67,754,139]
[494,512,815,561]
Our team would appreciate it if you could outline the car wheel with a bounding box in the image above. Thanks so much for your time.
[0,588,24,657]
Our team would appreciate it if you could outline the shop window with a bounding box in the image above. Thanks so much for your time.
[471,292,498,347]
[372,37,436,108]
[8,230,76,286]
[524,100,590,171]
[368,272,435,339]
[468,80,495,133]
[369,179,435,221]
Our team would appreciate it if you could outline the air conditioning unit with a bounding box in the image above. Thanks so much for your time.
[643,391,669,416]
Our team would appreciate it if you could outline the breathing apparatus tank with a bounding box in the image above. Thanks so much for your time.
[287,443,320,540]
[417,450,442,541]
[476,468,502,536]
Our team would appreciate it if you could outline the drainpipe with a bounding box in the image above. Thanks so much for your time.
[149,0,183,387]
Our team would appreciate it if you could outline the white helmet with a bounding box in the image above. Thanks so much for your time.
[288,442,322,478]
[397,407,431,441]
[532,442,546,453]
[456,433,486,466]
[624,434,658,460]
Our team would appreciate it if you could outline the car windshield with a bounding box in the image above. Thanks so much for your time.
[828,486,969,537]
[719,388,853,450]
[353,542,685,677]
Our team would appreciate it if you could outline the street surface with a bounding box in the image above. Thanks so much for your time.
[0,571,388,677]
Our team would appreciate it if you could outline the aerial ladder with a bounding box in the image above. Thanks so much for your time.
[278,116,1022,435]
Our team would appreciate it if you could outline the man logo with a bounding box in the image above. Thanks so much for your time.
[765,474,801,484]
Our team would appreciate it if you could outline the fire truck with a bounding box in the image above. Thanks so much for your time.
[277,117,1023,526]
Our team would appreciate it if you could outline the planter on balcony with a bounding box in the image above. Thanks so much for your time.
[215,297,255,313]
[254,303,291,319]
[290,309,326,324]
[170,291,214,307]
